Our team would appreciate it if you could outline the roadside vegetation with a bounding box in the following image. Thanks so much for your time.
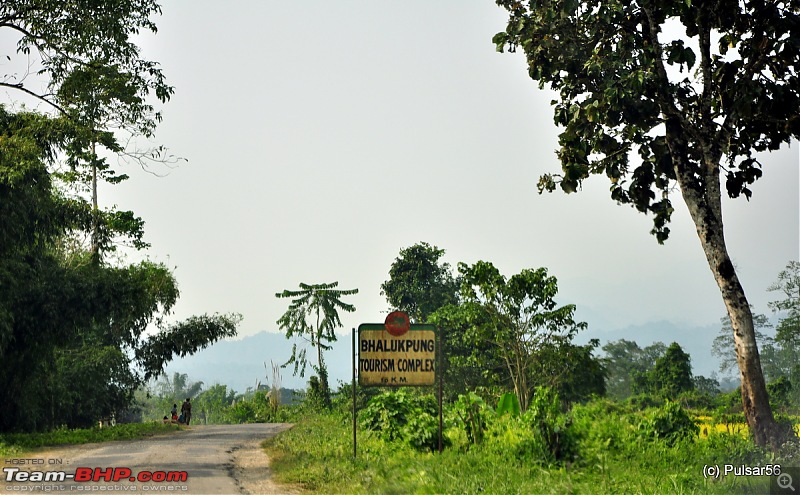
[261,386,799,495]
[0,423,183,457]
[257,249,800,494]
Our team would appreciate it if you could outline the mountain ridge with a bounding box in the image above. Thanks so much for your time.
[163,320,727,395]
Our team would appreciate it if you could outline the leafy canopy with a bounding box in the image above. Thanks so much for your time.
[432,261,599,410]
[494,0,800,242]
[381,242,459,324]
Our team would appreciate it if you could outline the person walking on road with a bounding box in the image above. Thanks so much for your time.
[181,398,192,425]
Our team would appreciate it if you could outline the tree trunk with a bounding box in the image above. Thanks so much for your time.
[668,120,781,450]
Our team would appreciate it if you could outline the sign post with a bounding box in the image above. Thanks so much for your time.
[352,312,442,456]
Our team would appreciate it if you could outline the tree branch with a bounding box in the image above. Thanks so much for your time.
[0,81,67,114]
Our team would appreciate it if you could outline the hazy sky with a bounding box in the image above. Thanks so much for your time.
[6,3,798,353]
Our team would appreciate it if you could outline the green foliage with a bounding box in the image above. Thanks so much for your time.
[632,342,695,398]
[494,0,800,239]
[433,261,594,411]
[136,313,241,382]
[452,392,492,446]
[603,339,667,400]
[360,390,440,452]
[266,397,782,494]
[693,375,721,396]
[769,261,800,344]
[767,377,793,410]
[766,261,800,407]
[711,309,773,378]
[0,4,241,434]
[624,393,665,410]
[0,423,182,456]
[220,390,290,424]
[638,402,699,446]
[331,380,378,415]
[0,110,239,432]
[496,392,521,418]
[193,383,236,424]
[520,387,577,464]
[430,302,505,400]
[494,0,798,449]
[650,342,695,397]
[380,242,459,324]
[2,0,172,150]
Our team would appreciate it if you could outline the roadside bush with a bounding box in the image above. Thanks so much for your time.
[571,398,638,459]
[524,387,577,463]
[624,393,664,410]
[638,401,698,445]
[360,389,440,452]
[451,392,492,447]
[222,390,286,423]
[332,380,379,414]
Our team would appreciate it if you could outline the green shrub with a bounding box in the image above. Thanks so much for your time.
[519,387,577,464]
[768,377,792,410]
[451,392,492,446]
[571,398,638,458]
[624,393,664,410]
[638,401,698,445]
[360,389,440,452]
[483,413,533,458]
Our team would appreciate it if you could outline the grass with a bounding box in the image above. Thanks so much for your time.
[0,422,184,457]
[263,408,794,495]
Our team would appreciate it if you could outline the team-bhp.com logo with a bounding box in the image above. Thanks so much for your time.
[4,467,188,483]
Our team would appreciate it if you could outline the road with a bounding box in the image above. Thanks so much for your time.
[1,424,299,494]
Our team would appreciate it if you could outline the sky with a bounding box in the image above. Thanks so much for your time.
[3,2,798,381]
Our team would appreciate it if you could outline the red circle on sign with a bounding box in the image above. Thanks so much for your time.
[385,311,410,336]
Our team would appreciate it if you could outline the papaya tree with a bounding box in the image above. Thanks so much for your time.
[493,0,799,449]
[276,282,358,408]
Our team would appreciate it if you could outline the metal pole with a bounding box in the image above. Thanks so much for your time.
[352,328,357,459]
[438,327,443,454]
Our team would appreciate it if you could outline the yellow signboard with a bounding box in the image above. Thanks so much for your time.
[358,324,437,387]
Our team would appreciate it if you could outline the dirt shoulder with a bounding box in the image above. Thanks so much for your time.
[230,435,303,494]
[1,424,300,494]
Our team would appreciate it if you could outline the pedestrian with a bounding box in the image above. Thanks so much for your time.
[171,403,178,422]
[181,398,192,426]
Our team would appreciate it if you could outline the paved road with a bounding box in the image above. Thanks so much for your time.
[1,424,294,494]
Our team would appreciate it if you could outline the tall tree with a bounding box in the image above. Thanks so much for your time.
[446,261,589,411]
[768,261,800,348]
[2,1,177,262]
[493,0,799,448]
[1,0,171,118]
[602,339,667,399]
[766,261,800,404]
[381,242,459,324]
[647,342,695,397]
[275,282,358,408]
[0,109,238,432]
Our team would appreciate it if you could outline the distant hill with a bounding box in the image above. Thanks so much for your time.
[164,321,729,396]
[579,320,723,379]
[163,331,354,394]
